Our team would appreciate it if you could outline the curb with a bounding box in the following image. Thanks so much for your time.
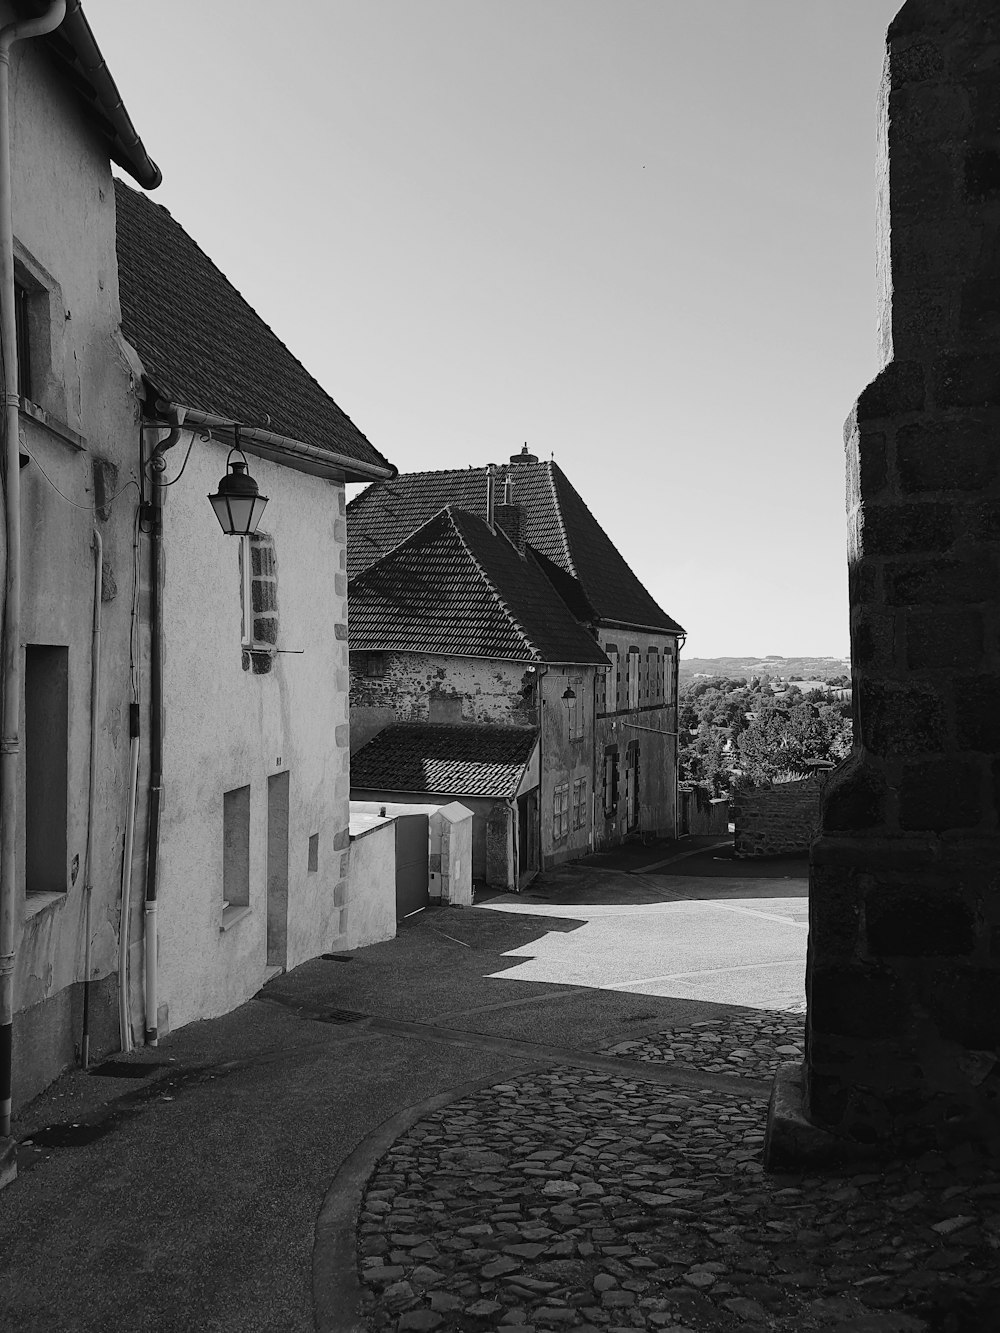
[312,1072,519,1333]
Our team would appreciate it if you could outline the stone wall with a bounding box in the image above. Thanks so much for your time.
[800,0,1000,1154]
[732,777,825,858]
[679,786,731,838]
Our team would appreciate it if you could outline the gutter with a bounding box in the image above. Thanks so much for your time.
[58,1,161,189]
[154,402,396,484]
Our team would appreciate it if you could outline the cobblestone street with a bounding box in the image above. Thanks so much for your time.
[358,1010,1000,1333]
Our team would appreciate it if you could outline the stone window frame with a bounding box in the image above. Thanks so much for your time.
[12,240,69,426]
[240,533,278,674]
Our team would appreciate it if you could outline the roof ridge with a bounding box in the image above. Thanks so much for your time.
[448,509,540,661]
[546,461,578,578]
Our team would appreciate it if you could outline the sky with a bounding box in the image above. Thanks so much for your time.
[95,0,904,659]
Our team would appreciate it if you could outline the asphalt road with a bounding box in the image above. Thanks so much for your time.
[477,842,809,1014]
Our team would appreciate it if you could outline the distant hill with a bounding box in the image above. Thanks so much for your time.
[679,654,851,683]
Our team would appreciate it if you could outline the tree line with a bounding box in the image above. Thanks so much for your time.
[679,676,853,794]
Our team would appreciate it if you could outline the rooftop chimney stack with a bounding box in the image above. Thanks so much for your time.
[510,442,538,465]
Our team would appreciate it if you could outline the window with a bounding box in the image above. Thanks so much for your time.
[222,784,251,929]
[664,644,675,706]
[361,652,387,678]
[604,646,618,715]
[626,744,641,831]
[627,649,640,710]
[14,280,32,402]
[25,646,68,904]
[241,533,278,673]
[603,748,619,816]
[553,783,570,840]
[647,648,659,704]
[567,676,584,739]
[572,777,588,829]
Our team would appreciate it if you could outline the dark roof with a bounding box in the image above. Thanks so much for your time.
[347,460,684,635]
[114,180,393,476]
[350,506,608,665]
[351,723,538,799]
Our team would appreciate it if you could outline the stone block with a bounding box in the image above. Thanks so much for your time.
[856,361,926,423]
[885,556,994,606]
[762,1062,878,1172]
[333,828,350,852]
[851,610,895,670]
[898,757,984,830]
[810,965,909,1040]
[253,615,277,645]
[866,884,977,956]
[906,608,984,669]
[921,966,1000,1049]
[335,724,349,747]
[897,419,999,492]
[251,541,275,577]
[890,38,945,86]
[820,759,886,832]
[844,416,887,498]
[862,501,955,555]
[334,573,347,597]
[935,352,1000,409]
[969,500,1000,542]
[892,145,956,216]
[847,560,878,607]
[964,147,1000,200]
[956,675,1000,750]
[335,622,348,640]
[251,578,277,613]
[808,863,863,956]
[858,678,946,756]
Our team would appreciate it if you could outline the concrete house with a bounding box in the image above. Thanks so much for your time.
[349,503,609,887]
[114,182,395,1039]
[347,448,686,851]
[2,2,163,1125]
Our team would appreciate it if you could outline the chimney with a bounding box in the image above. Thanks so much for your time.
[510,442,538,465]
[485,464,495,530]
[494,502,526,554]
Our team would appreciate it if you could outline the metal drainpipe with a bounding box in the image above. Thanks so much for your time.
[142,411,183,1047]
[0,0,66,1139]
[80,529,102,1069]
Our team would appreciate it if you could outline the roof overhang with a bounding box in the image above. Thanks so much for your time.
[153,400,397,484]
[18,0,161,189]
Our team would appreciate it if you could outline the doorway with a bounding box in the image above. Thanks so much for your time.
[25,645,69,897]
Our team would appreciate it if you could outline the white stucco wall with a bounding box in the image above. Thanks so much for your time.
[346,818,396,949]
[9,24,145,1100]
[155,438,350,1034]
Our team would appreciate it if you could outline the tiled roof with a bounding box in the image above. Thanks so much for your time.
[351,723,538,799]
[347,460,684,634]
[350,506,608,665]
[114,180,392,474]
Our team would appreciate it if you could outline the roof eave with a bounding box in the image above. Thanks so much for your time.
[50,1,161,189]
[156,400,396,483]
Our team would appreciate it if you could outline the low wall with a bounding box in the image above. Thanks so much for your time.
[732,774,828,858]
[346,819,397,948]
[678,786,730,837]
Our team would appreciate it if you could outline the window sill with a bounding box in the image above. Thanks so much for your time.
[220,904,252,933]
[25,890,66,919]
[19,399,86,451]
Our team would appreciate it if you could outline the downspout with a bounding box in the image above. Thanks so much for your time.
[142,410,184,1047]
[117,700,139,1052]
[80,529,102,1069]
[0,0,67,1139]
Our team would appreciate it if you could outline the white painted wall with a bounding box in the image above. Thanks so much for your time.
[346,819,396,949]
[156,437,350,1033]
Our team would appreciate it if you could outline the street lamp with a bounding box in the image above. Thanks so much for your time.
[209,430,268,536]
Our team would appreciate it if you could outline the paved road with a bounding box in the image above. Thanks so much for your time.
[477,843,809,1014]
[8,841,993,1333]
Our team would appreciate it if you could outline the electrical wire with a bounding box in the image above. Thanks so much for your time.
[21,446,139,510]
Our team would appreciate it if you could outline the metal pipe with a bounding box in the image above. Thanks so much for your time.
[142,415,181,1047]
[0,0,67,1141]
[80,527,102,1070]
[117,703,139,1052]
[153,402,395,483]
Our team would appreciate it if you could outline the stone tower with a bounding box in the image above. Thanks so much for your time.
[796,0,1000,1156]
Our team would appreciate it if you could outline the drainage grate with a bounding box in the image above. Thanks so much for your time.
[89,1060,163,1079]
[322,1009,366,1024]
[321,953,353,963]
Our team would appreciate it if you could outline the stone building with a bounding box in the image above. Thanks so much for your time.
[347,449,686,851]
[348,503,609,887]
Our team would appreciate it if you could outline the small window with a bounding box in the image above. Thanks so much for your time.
[572,777,588,829]
[222,784,251,929]
[553,783,570,840]
[14,280,32,402]
[362,652,386,678]
[603,647,618,715]
[241,533,278,673]
[603,749,619,816]
[307,833,319,872]
[627,649,640,710]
